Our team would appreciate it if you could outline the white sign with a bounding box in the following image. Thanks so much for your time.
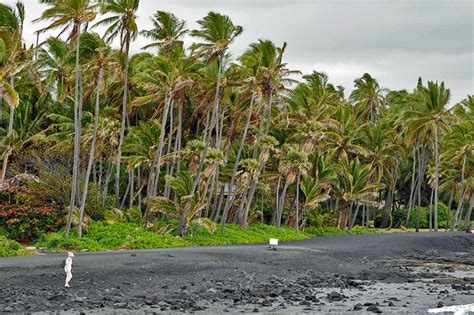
[269,238,279,246]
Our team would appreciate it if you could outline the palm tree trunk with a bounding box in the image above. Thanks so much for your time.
[101,161,114,206]
[350,203,362,229]
[115,42,130,208]
[77,67,103,237]
[433,124,439,231]
[144,94,172,224]
[277,180,290,227]
[164,102,174,197]
[295,171,300,231]
[243,92,274,216]
[463,194,473,230]
[129,168,134,208]
[429,188,434,231]
[190,53,224,196]
[446,189,454,229]
[451,154,466,231]
[221,92,255,221]
[405,145,417,226]
[1,74,15,181]
[272,176,282,226]
[66,24,82,237]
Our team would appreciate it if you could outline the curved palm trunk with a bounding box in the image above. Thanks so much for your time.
[405,145,417,226]
[276,180,290,227]
[221,92,255,229]
[1,75,15,181]
[463,194,473,230]
[77,67,103,238]
[446,189,454,229]
[451,154,466,231]
[349,203,362,229]
[144,94,172,225]
[295,171,300,231]
[178,55,224,236]
[190,53,224,195]
[115,42,130,208]
[241,92,274,225]
[66,25,82,237]
[433,124,439,231]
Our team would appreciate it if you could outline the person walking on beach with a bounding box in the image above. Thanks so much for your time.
[64,252,74,287]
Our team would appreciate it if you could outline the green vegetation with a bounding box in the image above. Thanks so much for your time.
[35,222,376,252]
[0,1,472,256]
[0,235,29,257]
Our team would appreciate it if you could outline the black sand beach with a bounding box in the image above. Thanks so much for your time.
[1,232,473,314]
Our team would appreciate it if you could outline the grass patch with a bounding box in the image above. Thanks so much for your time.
[34,221,377,252]
[0,235,31,257]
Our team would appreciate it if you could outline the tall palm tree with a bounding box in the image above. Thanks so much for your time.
[239,40,298,219]
[96,0,139,207]
[0,2,23,180]
[76,32,113,237]
[36,0,97,236]
[405,81,451,231]
[188,12,243,196]
[332,159,381,229]
[350,73,386,123]
[274,144,310,227]
[141,11,187,54]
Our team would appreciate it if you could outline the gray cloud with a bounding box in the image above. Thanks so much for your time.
[6,0,473,103]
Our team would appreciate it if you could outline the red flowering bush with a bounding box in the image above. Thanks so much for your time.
[0,175,64,242]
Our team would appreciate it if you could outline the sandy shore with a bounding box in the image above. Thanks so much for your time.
[1,232,473,314]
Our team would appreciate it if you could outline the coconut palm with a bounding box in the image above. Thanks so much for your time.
[404,81,451,231]
[333,159,381,229]
[35,0,97,236]
[350,73,386,123]
[274,144,310,227]
[141,11,187,54]
[0,2,23,180]
[189,12,243,195]
[96,0,139,207]
[76,32,113,237]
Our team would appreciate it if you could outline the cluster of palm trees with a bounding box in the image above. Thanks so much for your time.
[0,0,472,237]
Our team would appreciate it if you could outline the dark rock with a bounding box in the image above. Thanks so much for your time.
[253,308,259,313]
[48,294,66,302]
[387,301,394,306]
[299,300,311,306]
[327,291,345,302]
[261,298,272,307]
[366,305,382,313]
[437,302,444,308]
[353,303,363,310]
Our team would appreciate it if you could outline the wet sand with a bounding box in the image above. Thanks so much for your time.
[1,232,473,314]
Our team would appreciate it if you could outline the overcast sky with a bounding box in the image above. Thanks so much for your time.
[6,0,474,104]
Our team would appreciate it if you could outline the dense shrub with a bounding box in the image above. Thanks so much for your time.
[35,221,377,252]
[0,182,63,241]
[392,202,453,229]
[0,235,30,257]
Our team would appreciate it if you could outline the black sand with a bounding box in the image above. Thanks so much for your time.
[1,232,473,314]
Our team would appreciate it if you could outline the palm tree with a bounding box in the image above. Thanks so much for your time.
[141,11,187,54]
[274,144,310,227]
[238,40,298,220]
[76,32,112,237]
[96,0,139,207]
[188,12,243,196]
[37,38,71,102]
[405,81,451,231]
[350,73,386,123]
[0,2,23,180]
[332,159,381,229]
[132,51,195,224]
[36,0,97,236]
[442,123,473,230]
